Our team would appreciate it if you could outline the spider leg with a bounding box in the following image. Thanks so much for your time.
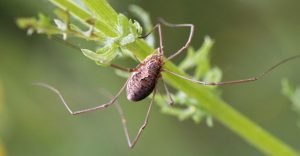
[34,80,128,115]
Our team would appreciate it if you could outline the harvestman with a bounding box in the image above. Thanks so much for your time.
[36,19,300,149]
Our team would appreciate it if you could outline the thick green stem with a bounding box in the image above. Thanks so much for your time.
[50,0,299,155]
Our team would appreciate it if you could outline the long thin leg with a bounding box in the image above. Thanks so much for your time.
[161,78,174,106]
[116,88,157,149]
[110,64,135,72]
[140,24,164,55]
[34,80,128,115]
[163,54,300,86]
[158,18,194,61]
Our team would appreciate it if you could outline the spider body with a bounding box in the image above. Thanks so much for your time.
[127,53,164,101]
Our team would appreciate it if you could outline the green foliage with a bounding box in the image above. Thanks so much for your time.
[179,36,215,79]
[16,0,299,155]
[17,0,142,66]
[282,79,300,127]
[157,37,221,126]
[17,13,58,36]
[129,5,155,47]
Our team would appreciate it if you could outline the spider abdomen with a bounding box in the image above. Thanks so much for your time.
[126,54,163,101]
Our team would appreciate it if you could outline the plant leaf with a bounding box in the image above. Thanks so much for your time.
[194,36,215,79]
[178,47,196,70]
[178,36,215,79]
[282,79,300,113]
[82,0,118,30]
[129,4,155,47]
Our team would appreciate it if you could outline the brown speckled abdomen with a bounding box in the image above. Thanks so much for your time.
[126,54,163,101]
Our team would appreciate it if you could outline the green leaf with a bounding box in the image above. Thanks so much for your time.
[178,107,196,121]
[206,116,214,127]
[155,89,211,124]
[281,78,295,97]
[54,9,69,25]
[203,67,222,85]
[37,13,52,28]
[81,48,99,61]
[116,14,142,46]
[79,13,142,65]
[129,4,155,47]
[194,36,215,79]
[16,17,37,35]
[54,19,67,31]
[81,44,118,66]
[82,0,118,31]
[281,79,300,114]
[178,47,196,70]
[51,0,116,38]
[178,36,215,79]
[16,13,60,36]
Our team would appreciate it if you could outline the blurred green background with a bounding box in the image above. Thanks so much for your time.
[1,0,300,155]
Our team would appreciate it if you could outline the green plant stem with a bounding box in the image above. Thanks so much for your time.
[50,0,298,155]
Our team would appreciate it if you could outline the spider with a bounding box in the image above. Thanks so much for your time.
[36,19,300,149]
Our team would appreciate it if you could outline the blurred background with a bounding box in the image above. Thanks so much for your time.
[1,0,300,155]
